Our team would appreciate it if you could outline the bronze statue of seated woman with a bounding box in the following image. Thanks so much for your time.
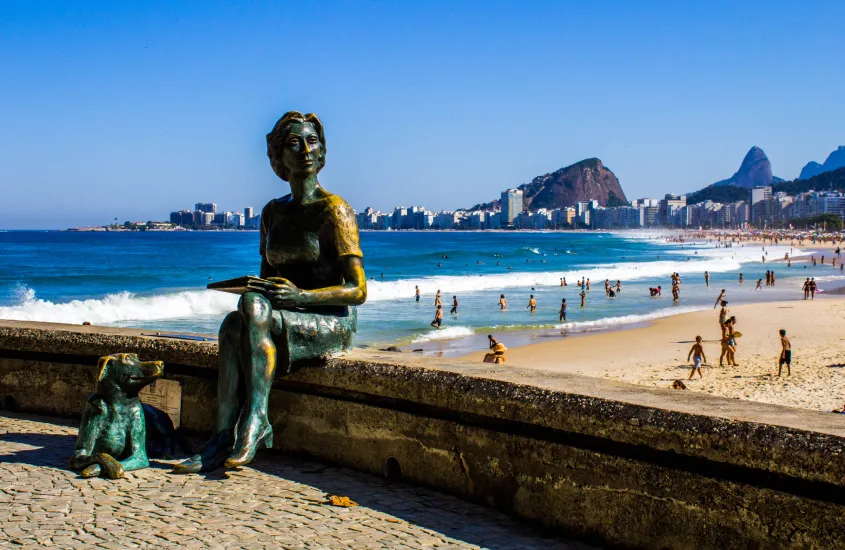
[175,111,367,473]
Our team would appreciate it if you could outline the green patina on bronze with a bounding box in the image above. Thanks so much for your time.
[174,111,367,474]
[69,353,166,479]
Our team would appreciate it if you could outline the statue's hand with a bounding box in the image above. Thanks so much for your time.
[259,278,303,308]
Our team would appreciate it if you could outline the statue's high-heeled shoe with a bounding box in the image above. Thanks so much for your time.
[224,417,273,468]
[172,429,234,474]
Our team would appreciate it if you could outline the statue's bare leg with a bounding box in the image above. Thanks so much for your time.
[225,292,276,467]
[173,311,242,473]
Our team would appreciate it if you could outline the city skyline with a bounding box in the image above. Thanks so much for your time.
[2,2,844,229]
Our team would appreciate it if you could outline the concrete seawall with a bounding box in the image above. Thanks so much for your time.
[2,320,844,548]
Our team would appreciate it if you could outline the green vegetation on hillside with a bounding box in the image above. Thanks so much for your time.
[686,166,845,205]
[773,167,845,195]
[684,185,749,205]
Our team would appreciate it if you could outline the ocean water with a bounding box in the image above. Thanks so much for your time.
[0,230,837,356]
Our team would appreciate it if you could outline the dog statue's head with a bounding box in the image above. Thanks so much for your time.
[96,353,164,396]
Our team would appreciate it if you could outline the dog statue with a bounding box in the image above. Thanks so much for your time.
[69,353,183,479]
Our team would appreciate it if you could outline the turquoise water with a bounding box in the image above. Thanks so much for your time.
[0,230,836,356]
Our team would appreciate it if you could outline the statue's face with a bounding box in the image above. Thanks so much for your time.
[277,122,321,178]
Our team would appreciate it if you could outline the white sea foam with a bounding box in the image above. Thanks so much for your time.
[410,325,475,343]
[552,305,707,331]
[367,253,761,302]
[408,306,708,344]
[0,286,237,325]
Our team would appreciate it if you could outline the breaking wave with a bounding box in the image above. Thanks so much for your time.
[410,325,475,343]
[0,286,237,325]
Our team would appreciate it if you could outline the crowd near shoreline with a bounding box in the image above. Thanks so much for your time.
[425,228,845,414]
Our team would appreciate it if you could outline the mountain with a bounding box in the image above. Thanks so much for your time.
[799,146,845,179]
[467,158,628,211]
[712,146,778,189]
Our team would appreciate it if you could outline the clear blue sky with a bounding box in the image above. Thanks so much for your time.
[1,1,843,229]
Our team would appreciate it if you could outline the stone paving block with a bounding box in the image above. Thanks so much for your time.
[0,412,592,549]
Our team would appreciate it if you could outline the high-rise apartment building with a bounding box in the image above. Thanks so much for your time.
[500,189,524,226]
[195,203,217,214]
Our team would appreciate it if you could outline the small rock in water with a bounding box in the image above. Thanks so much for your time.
[381,346,402,353]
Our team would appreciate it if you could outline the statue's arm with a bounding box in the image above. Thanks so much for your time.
[264,256,366,308]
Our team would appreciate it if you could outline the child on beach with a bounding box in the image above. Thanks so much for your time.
[687,336,707,379]
[777,329,791,376]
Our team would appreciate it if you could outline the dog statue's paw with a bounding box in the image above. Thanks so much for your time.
[93,453,125,479]
[80,464,101,478]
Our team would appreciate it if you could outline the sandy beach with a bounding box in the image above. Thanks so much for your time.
[467,295,845,412]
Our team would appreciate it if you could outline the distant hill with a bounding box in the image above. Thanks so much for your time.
[467,158,628,212]
[799,146,845,179]
[712,146,782,189]
[686,166,845,205]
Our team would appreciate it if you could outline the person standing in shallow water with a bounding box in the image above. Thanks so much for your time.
[175,112,367,474]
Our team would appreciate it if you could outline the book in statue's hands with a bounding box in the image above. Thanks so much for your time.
[207,276,273,295]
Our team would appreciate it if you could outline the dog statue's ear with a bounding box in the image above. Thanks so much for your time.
[97,356,112,381]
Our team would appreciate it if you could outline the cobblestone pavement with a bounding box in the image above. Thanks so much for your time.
[0,412,596,549]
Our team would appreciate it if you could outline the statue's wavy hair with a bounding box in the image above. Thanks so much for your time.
[266,111,326,181]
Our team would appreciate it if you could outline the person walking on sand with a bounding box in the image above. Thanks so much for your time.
[415,285,421,303]
[579,290,586,308]
[713,289,726,309]
[527,295,537,314]
[810,278,816,299]
[755,278,763,290]
[725,316,738,366]
[802,278,810,299]
[777,329,791,377]
[498,294,508,310]
[450,295,458,315]
[704,271,710,288]
[559,298,567,321]
[430,305,443,330]
[687,336,707,380]
[719,301,729,338]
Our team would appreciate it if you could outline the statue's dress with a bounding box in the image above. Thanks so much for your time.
[258,192,361,371]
